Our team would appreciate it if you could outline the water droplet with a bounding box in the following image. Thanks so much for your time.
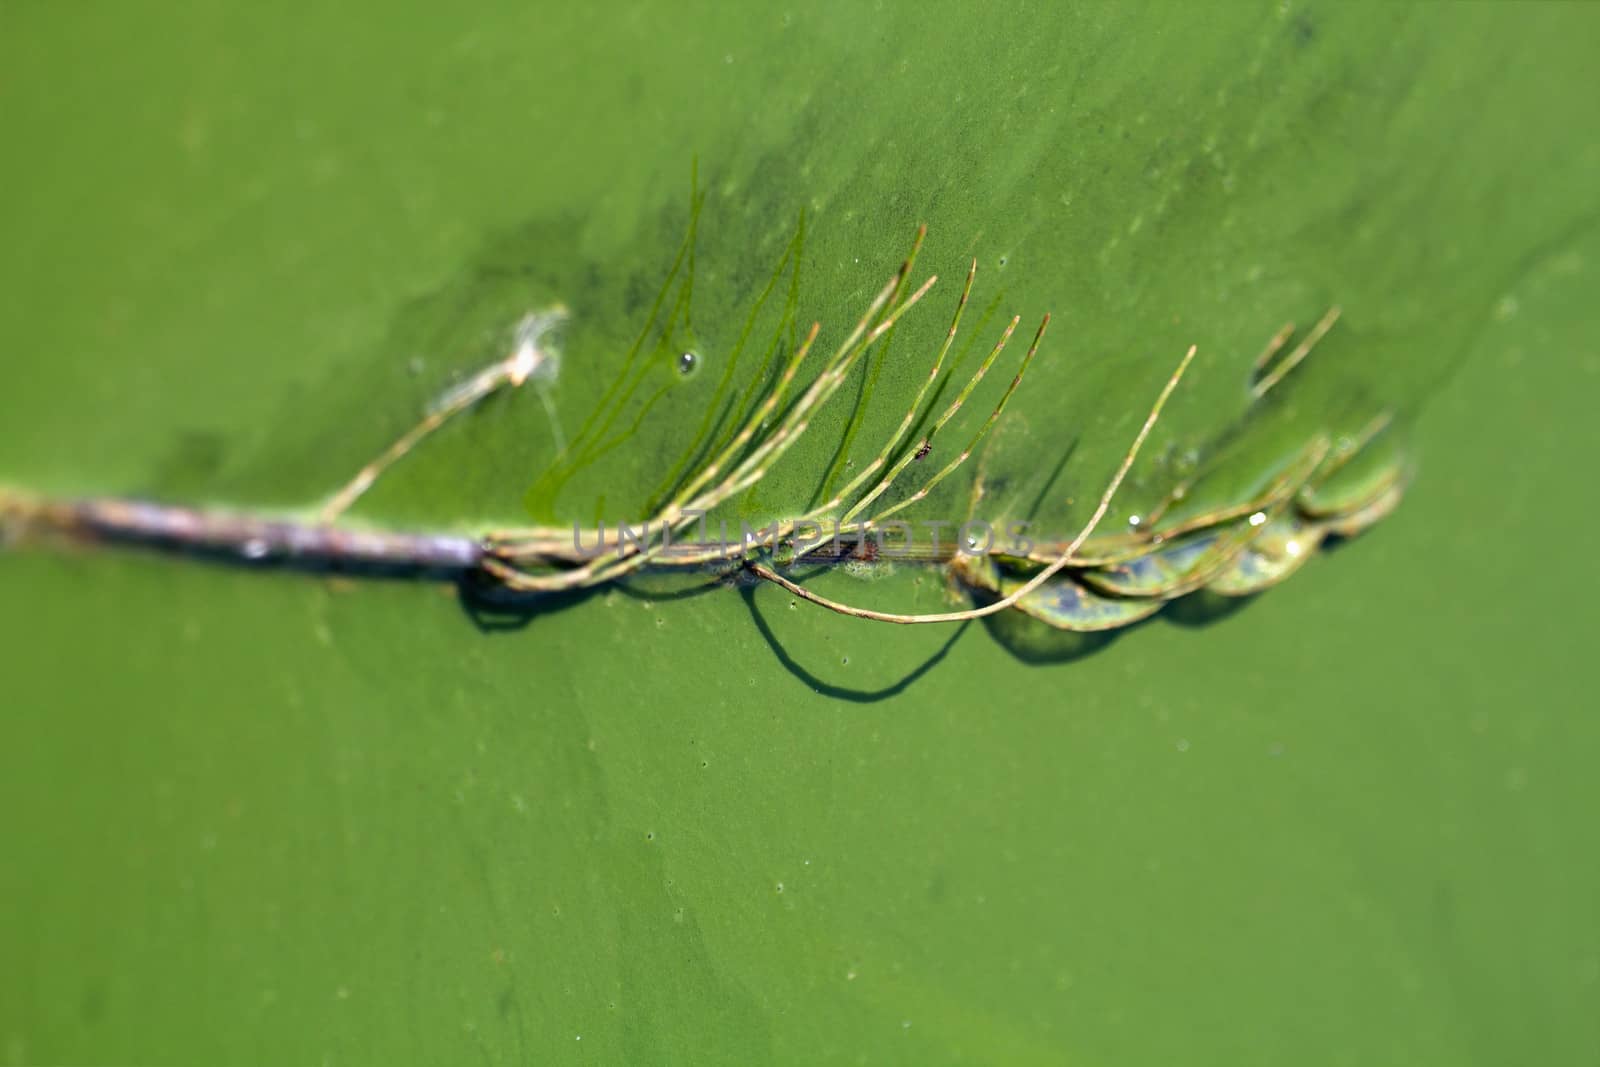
[677,350,698,375]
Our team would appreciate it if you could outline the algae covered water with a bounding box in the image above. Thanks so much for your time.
[2,4,1596,1062]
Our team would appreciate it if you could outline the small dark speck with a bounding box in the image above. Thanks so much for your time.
[1292,13,1316,46]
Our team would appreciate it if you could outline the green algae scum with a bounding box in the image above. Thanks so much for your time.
[2,4,1597,1064]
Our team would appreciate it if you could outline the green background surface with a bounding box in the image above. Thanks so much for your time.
[2,3,1596,1064]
